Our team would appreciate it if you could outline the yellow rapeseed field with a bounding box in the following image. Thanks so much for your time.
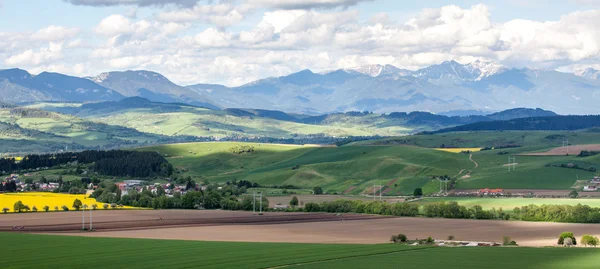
[0,192,127,212]
[434,148,482,153]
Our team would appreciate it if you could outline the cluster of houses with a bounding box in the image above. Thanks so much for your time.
[450,189,505,196]
[115,180,203,196]
[583,177,600,191]
[2,174,60,192]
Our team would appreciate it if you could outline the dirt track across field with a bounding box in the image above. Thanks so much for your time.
[521,144,600,156]
[3,210,600,247]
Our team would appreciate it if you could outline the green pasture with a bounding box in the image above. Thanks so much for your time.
[412,197,600,210]
[139,142,473,195]
[2,233,600,269]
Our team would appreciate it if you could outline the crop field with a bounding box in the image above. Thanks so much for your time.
[1,233,600,269]
[290,247,600,269]
[0,192,131,212]
[412,197,600,210]
[434,148,482,153]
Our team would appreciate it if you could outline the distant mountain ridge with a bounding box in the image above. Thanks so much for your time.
[4,60,600,115]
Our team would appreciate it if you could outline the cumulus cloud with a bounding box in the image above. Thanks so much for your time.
[31,25,80,41]
[5,43,64,66]
[155,3,244,28]
[4,3,600,87]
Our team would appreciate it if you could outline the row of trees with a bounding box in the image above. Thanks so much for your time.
[423,202,510,220]
[303,200,420,217]
[514,204,600,223]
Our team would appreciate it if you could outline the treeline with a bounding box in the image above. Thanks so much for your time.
[432,115,600,133]
[93,152,173,177]
[0,150,172,177]
[294,200,600,224]
[514,204,600,223]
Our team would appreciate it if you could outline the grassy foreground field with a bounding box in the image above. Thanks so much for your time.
[1,233,600,269]
[412,197,600,210]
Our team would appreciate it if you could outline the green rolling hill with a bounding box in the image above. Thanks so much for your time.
[138,130,600,194]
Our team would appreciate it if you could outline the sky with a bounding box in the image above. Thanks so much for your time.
[1,0,600,86]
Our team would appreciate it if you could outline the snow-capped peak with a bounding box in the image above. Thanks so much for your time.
[465,60,507,80]
[341,64,409,77]
[574,68,600,80]
[90,72,110,83]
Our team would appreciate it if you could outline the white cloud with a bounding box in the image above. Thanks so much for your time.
[4,3,600,87]
[31,25,80,41]
[5,43,64,66]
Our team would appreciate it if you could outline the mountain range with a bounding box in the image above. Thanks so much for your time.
[2,61,599,115]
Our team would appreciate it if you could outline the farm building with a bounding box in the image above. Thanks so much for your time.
[477,188,504,195]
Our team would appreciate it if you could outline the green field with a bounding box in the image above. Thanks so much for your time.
[138,142,473,195]
[412,197,600,210]
[2,233,600,269]
[138,130,600,194]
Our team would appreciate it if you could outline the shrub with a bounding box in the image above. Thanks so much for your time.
[558,232,577,246]
[581,234,599,247]
[2,208,9,214]
[103,204,109,209]
[92,204,98,210]
[398,234,408,243]
[290,196,299,207]
[43,205,49,212]
[426,236,434,244]
[32,206,38,212]
[390,235,399,243]
[448,235,455,240]
[54,206,59,211]
[61,205,69,211]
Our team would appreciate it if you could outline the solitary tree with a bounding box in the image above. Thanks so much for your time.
[2,208,9,214]
[313,186,323,195]
[413,188,423,197]
[558,232,577,246]
[13,201,25,213]
[72,199,83,211]
[569,190,579,198]
[290,196,299,208]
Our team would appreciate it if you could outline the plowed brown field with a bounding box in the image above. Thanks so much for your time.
[3,210,598,247]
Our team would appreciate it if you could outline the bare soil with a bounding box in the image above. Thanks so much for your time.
[521,144,600,156]
[3,210,598,247]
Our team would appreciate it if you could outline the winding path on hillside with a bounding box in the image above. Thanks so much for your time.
[469,154,478,168]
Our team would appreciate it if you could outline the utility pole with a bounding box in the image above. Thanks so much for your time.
[81,206,85,231]
[89,205,93,231]
[253,191,256,215]
[259,192,263,215]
